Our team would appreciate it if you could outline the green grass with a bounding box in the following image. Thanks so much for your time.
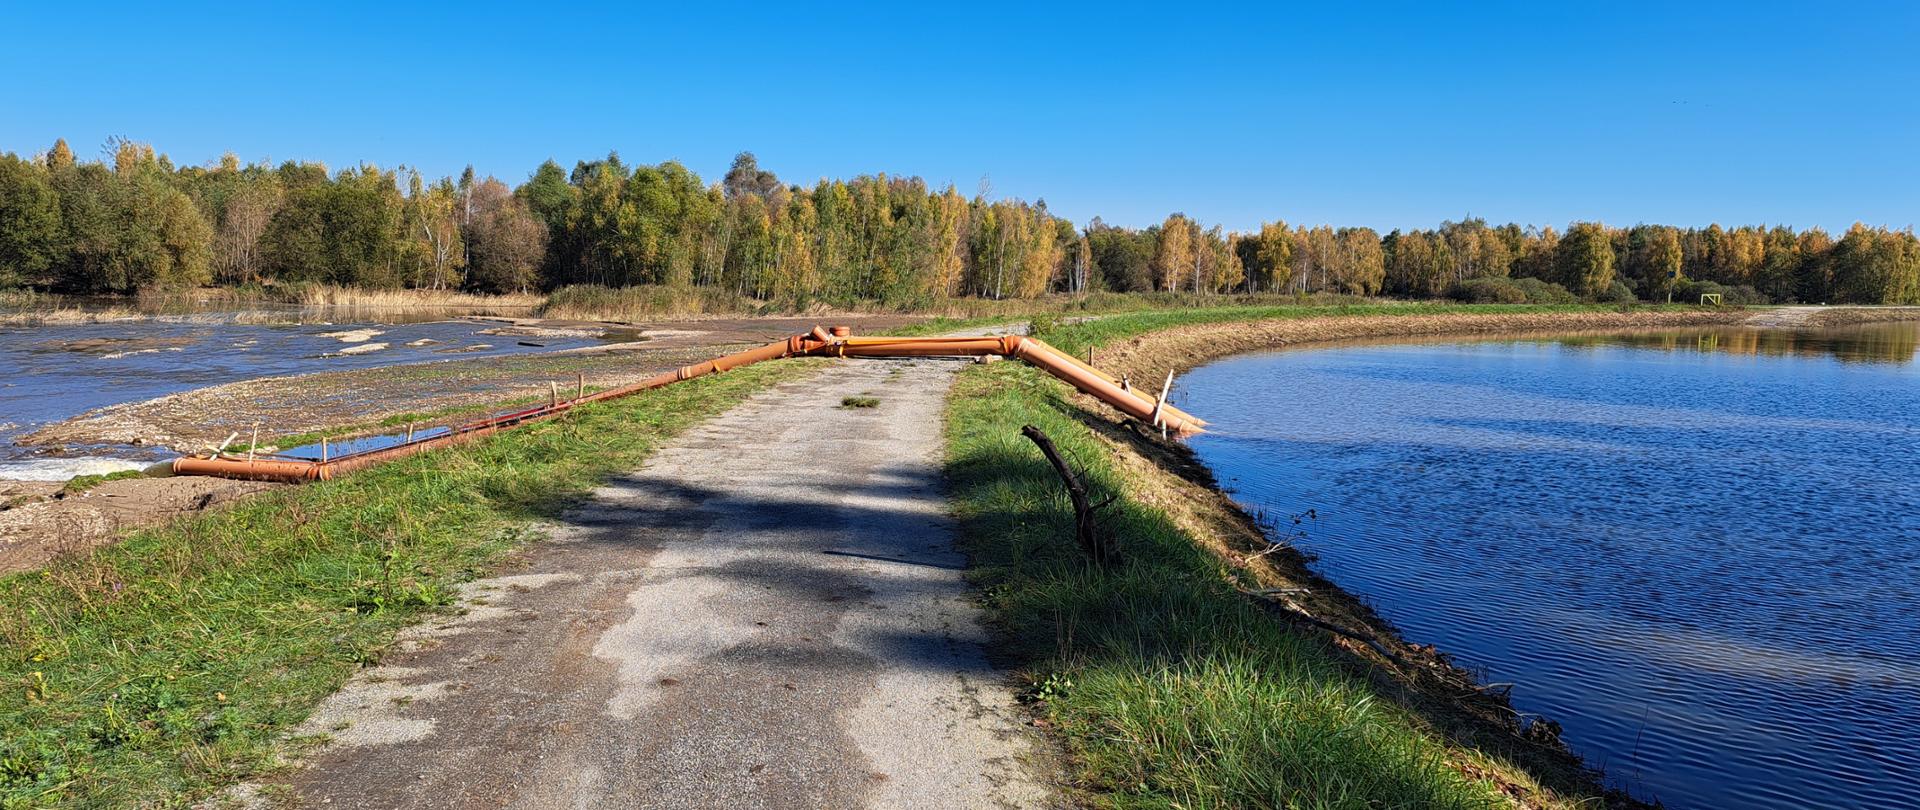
[60,470,145,495]
[945,361,1506,809]
[1032,301,1681,357]
[0,359,818,809]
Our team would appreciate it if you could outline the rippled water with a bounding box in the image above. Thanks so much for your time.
[0,318,604,480]
[1180,322,1920,809]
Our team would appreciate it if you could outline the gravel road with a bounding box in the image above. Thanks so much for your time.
[271,355,1054,809]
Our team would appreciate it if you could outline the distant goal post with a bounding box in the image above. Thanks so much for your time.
[1700,293,1723,306]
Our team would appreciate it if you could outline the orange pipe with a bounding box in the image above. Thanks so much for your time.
[822,335,1204,429]
[171,326,1205,483]
[172,456,330,481]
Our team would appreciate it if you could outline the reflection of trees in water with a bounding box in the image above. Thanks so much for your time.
[1586,324,1919,364]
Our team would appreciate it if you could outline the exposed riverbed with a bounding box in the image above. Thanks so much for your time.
[0,317,616,480]
[1179,321,1920,808]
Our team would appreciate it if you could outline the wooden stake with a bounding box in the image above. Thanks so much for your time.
[248,424,259,462]
[577,372,585,401]
[215,431,239,455]
[550,381,559,408]
[406,422,415,443]
[1087,346,1095,366]
[321,437,329,462]
[1154,370,1175,438]
[1151,370,1175,427]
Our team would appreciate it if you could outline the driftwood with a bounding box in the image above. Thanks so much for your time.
[1247,589,1410,668]
[1020,424,1120,564]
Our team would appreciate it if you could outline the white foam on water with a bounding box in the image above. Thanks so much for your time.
[0,457,149,482]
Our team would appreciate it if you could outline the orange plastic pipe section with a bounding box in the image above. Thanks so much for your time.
[171,326,1204,483]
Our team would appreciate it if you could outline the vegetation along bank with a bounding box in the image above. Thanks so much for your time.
[941,303,1825,808]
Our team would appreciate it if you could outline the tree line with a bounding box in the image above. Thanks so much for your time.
[2,139,1915,305]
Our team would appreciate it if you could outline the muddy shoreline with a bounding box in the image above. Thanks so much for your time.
[19,315,923,453]
[0,314,922,572]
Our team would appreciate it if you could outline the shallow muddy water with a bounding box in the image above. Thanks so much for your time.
[1181,322,1920,809]
[0,317,605,480]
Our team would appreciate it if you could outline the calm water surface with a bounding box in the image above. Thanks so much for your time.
[1181,322,1920,809]
[0,316,604,479]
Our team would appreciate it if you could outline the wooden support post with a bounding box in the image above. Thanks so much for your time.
[1150,369,1175,435]
[320,437,329,463]
[577,372,585,401]
[248,424,259,462]
[406,422,415,443]
[1020,424,1119,564]
[550,381,559,408]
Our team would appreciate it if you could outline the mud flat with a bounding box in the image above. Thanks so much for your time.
[22,315,922,453]
[1,315,923,571]
[0,477,281,574]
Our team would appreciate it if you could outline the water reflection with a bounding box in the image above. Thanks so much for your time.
[1180,321,1920,810]
[1556,322,1918,365]
[0,317,602,479]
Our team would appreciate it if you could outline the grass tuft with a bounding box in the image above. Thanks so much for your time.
[59,470,145,495]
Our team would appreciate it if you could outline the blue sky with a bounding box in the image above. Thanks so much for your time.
[3,1,1915,233]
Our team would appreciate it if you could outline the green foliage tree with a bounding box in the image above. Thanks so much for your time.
[0,154,65,288]
[1555,222,1616,297]
[7,135,1917,308]
[262,165,406,287]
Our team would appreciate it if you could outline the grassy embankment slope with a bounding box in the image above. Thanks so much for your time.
[0,360,819,809]
[943,303,1739,808]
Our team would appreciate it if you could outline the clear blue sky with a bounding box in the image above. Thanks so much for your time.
[3,1,1915,233]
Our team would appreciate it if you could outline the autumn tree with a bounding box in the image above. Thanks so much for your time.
[211,174,282,285]
[1336,227,1385,294]
[466,178,548,293]
[1152,213,1195,291]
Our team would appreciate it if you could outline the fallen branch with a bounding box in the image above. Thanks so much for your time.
[1246,589,1409,667]
[1021,424,1119,564]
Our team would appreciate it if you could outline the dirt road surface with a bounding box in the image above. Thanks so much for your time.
[268,356,1053,809]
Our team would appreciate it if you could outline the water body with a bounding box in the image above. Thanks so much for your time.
[1180,322,1920,809]
[0,316,605,480]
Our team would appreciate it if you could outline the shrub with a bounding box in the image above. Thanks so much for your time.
[1448,276,1578,305]
[1449,277,1528,304]
[1676,280,1769,306]
[1510,277,1579,304]
[1596,280,1638,303]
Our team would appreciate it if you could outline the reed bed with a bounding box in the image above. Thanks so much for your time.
[535,284,763,321]
[293,284,543,311]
